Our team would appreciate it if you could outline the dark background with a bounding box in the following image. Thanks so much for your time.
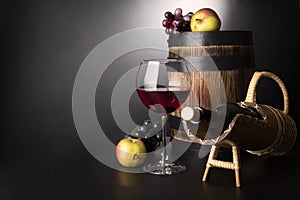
[1,0,300,199]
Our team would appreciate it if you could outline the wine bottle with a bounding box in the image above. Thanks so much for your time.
[183,102,262,126]
[168,103,263,140]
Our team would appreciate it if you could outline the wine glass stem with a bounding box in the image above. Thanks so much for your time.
[161,114,168,168]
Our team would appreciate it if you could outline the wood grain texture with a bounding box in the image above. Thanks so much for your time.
[168,44,255,110]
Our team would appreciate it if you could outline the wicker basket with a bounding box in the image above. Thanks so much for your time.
[244,71,297,156]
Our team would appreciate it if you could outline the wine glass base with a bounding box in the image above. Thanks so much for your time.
[143,162,186,175]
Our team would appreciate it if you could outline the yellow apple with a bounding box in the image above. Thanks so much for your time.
[190,8,221,32]
[115,137,146,167]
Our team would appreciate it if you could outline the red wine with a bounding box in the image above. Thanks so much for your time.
[137,86,190,113]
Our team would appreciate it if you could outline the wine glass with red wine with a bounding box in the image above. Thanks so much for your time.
[136,58,191,175]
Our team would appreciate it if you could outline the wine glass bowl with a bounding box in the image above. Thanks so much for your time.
[136,58,191,175]
[136,59,190,114]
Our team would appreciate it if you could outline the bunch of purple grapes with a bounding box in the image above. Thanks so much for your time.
[126,119,163,152]
[162,8,194,34]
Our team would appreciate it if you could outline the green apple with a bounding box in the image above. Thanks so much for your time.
[115,137,146,167]
[190,8,221,32]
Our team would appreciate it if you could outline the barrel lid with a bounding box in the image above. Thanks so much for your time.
[168,31,254,46]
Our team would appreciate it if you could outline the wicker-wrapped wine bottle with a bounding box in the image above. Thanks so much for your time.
[171,71,297,157]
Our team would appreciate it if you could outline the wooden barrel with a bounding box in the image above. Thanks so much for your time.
[168,31,255,110]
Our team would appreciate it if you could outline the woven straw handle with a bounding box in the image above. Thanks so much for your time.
[245,71,289,115]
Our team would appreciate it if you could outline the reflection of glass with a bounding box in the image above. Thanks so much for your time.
[136,58,191,175]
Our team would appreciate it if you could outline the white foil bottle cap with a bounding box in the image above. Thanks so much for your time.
[181,106,202,124]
